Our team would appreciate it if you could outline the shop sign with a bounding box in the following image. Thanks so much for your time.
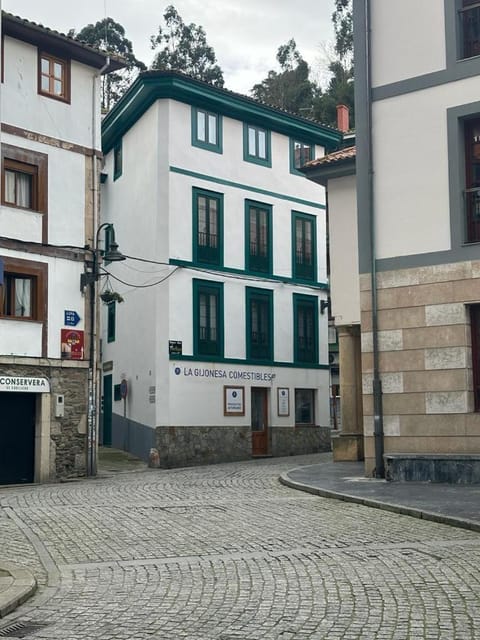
[0,376,51,393]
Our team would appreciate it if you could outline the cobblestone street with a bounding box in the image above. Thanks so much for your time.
[0,454,479,639]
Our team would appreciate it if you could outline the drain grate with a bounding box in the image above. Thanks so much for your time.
[0,621,49,638]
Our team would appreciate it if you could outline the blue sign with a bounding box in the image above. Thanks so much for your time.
[64,310,81,327]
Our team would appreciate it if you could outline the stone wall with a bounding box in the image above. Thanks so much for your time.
[360,260,480,475]
[0,361,88,480]
[155,425,252,468]
[270,426,332,457]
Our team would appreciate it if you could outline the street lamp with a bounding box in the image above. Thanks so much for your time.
[81,223,126,476]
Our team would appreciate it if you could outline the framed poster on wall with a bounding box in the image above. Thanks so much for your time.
[224,386,245,416]
[277,388,290,416]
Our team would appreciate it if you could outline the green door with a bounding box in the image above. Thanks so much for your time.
[102,374,113,446]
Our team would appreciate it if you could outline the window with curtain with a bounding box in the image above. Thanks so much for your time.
[0,274,33,318]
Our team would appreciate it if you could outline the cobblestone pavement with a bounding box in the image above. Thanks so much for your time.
[0,454,479,639]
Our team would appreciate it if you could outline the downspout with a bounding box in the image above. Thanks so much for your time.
[364,1,384,477]
[87,56,110,476]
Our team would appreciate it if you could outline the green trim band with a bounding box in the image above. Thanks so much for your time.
[170,353,329,370]
[169,258,330,291]
[170,166,325,210]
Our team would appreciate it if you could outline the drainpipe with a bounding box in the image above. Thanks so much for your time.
[87,56,110,476]
[364,1,384,477]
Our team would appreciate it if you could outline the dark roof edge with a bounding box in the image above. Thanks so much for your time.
[102,71,343,154]
[301,157,356,187]
[2,11,125,72]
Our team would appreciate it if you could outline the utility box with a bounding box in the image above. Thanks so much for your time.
[55,394,65,418]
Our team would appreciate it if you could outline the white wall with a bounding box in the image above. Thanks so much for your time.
[2,37,100,149]
[328,175,360,326]
[370,0,446,88]
[373,75,480,259]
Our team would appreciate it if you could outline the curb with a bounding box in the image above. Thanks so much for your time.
[0,563,37,618]
[279,472,480,534]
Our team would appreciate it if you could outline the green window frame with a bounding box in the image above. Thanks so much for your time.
[193,187,223,266]
[107,301,116,343]
[192,108,222,153]
[246,287,273,361]
[245,200,272,275]
[292,211,316,281]
[243,123,271,167]
[290,139,314,175]
[193,279,224,358]
[113,140,122,181]
[293,294,318,364]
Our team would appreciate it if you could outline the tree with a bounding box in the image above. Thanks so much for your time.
[313,0,354,128]
[250,40,314,115]
[150,6,224,87]
[70,18,146,111]
[332,0,353,64]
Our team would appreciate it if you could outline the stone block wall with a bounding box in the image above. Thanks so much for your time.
[270,426,332,457]
[360,260,480,475]
[0,360,88,480]
[155,425,252,468]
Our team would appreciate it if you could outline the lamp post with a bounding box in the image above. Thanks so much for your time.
[81,223,126,476]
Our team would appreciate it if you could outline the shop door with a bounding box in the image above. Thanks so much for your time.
[251,387,268,456]
[0,392,35,484]
[102,375,113,446]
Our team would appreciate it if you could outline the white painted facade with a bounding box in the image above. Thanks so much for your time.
[101,73,340,464]
[0,13,119,482]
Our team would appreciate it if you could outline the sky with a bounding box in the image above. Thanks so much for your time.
[2,0,336,95]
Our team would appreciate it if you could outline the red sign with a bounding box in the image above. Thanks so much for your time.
[61,329,85,360]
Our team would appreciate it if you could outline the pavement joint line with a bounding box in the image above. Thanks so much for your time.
[279,471,480,533]
[3,508,61,587]
[58,536,480,574]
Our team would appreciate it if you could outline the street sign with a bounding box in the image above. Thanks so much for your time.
[64,310,81,326]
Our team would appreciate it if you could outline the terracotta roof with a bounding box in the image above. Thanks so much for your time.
[304,145,356,168]
[2,11,125,72]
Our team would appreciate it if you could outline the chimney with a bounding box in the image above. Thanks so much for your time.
[336,104,350,133]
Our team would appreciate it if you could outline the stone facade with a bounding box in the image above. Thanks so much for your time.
[360,260,480,475]
[0,360,88,480]
[270,426,331,457]
[155,426,252,468]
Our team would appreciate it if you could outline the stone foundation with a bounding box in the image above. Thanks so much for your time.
[270,426,331,457]
[385,453,480,484]
[155,425,252,468]
[0,360,88,481]
[332,432,363,461]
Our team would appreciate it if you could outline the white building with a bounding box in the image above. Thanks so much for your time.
[0,12,122,483]
[304,0,480,482]
[101,71,342,467]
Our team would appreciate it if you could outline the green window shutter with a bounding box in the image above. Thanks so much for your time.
[292,211,316,281]
[243,123,272,167]
[191,108,223,153]
[246,287,273,361]
[245,200,272,275]
[293,294,318,364]
[107,301,116,343]
[193,279,224,358]
[193,188,223,266]
[290,139,314,175]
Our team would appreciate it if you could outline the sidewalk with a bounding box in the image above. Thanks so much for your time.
[280,460,480,532]
[0,563,36,619]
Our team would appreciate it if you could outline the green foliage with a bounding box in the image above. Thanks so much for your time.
[332,0,353,63]
[70,18,146,111]
[313,61,354,128]
[150,5,224,87]
[251,39,314,115]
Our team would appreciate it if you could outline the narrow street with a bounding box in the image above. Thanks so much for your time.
[0,454,479,639]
